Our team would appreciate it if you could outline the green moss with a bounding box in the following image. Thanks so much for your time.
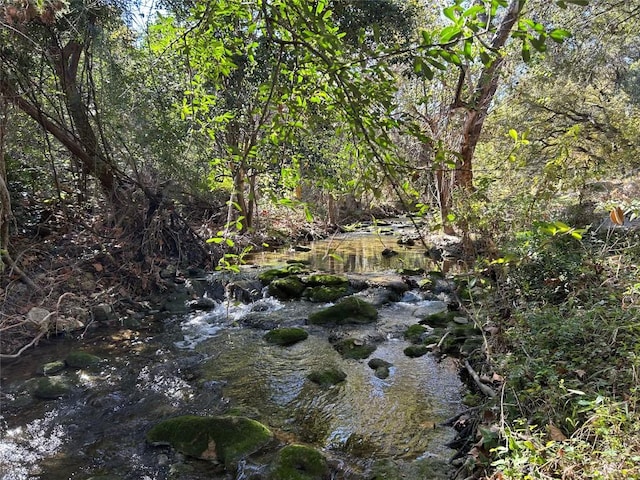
[397,267,425,276]
[368,359,393,379]
[421,310,456,327]
[286,263,310,275]
[40,360,66,376]
[333,339,376,360]
[146,415,273,466]
[404,324,429,343]
[65,351,101,369]
[269,444,329,480]
[264,328,309,346]
[305,285,349,303]
[33,376,72,399]
[305,274,348,286]
[308,297,378,325]
[307,368,347,387]
[404,345,429,358]
[258,268,291,285]
[268,276,306,300]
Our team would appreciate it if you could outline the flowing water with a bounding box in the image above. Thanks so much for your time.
[0,220,463,479]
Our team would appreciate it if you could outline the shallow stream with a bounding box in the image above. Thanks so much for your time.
[0,219,464,479]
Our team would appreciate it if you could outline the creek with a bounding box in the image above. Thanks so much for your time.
[0,219,464,479]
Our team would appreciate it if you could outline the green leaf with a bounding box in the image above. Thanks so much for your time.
[440,25,462,43]
[565,0,589,5]
[443,6,458,23]
[509,129,518,141]
[549,28,571,43]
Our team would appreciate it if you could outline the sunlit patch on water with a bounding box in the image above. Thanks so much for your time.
[0,412,65,480]
[137,365,194,406]
[175,297,284,349]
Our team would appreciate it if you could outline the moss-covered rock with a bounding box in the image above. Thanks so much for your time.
[419,310,456,328]
[404,324,429,344]
[368,358,392,379]
[264,328,309,346]
[269,444,329,480]
[305,285,349,303]
[308,297,378,325]
[404,345,429,358]
[305,274,348,287]
[65,351,101,369]
[307,368,347,387]
[258,268,291,285]
[39,360,66,376]
[268,276,306,300]
[397,267,425,276]
[33,376,72,399]
[333,339,376,360]
[146,415,273,466]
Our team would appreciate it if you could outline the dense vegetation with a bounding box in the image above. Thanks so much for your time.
[1,0,639,478]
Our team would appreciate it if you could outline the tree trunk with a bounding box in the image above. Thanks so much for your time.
[0,95,10,257]
[454,0,524,191]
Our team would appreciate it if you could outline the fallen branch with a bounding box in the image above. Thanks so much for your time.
[0,329,47,359]
[1,251,42,293]
[464,359,496,398]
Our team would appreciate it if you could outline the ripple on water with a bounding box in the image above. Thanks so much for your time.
[0,411,65,480]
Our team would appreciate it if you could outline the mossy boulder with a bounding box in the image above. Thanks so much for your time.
[305,274,348,287]
[65,351,101,369]
[258,268,291,285]
[146,415,273,466]
[33,376,73,399]
[305,285,349,303]
[308,297,378,325]
[419,310,456,328]
[307,368,347,387]
[368,358,392,379]
[268,276,306,300]
[404,345,429,358]
[333,339,376,360]
[397,267,425,276]
[264,328,309,346]
[269,444,329,480]
[39,360,66,376]
[404,324,430,344]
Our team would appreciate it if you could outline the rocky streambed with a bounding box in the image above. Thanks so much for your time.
[1,222,484,480]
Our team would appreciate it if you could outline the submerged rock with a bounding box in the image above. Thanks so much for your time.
[33,375,73,399]
[264,327,309,346]
[146,415,273,466]
[307,368,347,387]
[368,358,393,379]
[269,444,329,480]
[333,338,376,360]
[39,360,66,376]
[308,297,378,325]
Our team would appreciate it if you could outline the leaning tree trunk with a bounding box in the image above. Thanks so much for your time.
[454,0,525,191]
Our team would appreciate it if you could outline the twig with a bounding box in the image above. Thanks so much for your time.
[464,359,496,398]
[437,330,450,348]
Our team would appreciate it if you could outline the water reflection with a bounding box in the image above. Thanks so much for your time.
[247,230,433,274]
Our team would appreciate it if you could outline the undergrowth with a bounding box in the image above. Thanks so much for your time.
[472,220,640,479]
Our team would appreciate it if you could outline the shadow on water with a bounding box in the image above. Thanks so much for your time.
[0,220,464,479]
